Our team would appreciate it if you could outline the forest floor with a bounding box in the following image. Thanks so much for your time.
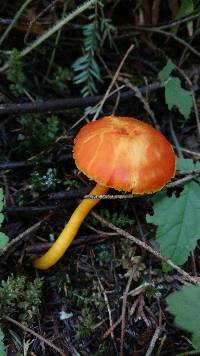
[0,1,200,355]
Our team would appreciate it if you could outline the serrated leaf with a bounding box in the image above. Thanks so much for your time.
[0,232,9,248]
[146,181,200,265]
[158,59,174,83]
[0,327,5,356]
[166,285,200,351]
[165,77,193,119]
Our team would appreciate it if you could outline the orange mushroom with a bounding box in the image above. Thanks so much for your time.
[34,116,176,270]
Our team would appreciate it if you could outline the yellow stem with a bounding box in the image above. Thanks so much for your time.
[33,183,109,270]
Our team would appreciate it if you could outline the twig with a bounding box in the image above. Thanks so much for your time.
[133,26,200,59]
[3,315,66,356]
[92,212,199,284]
[120,268,135,356]
[102,316,122,340]
[46,1,68,76]
[97,277,115,340]
[84,170,200,199]
[0,154,72,170]
[4,205,62,214]
[125,80,158,129]
[132,12,200,31]
[26,232,118,253]
[68,84,125,131]
[179,147,200,158]
[145,327,162,356]
[0,218,48,256]
[93,44,134,120]
[0,81,161,115]
[169,116,183,158]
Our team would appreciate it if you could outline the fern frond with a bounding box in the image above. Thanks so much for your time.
[72,3,116,97]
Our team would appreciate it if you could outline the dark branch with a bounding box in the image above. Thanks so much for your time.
[0,81,161,116]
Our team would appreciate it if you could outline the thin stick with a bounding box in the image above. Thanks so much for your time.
[0,0,32,46]
[126,81,158,129]
[92,212,198,285]
[133,26,200,59]
[0,218,48,256]
[3,315,65,356]
[169,117,184,158]
[97,277,115,339]
[93,44,134,120]
[102,316,122,340]
[132,12,200,31]
[120,268,135,356]
[145,327,162,356]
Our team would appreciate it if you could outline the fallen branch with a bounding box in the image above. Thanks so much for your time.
[0,81,161,115]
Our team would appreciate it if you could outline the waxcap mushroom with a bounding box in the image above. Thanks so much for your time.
[34,115,176,270]
[73,115,176,194]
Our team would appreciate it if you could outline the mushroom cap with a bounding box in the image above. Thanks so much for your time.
[73,116,176,194]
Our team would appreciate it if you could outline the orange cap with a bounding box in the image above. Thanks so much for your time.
[73,116,176,194]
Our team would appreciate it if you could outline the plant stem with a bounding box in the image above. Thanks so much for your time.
[0,0,32,46]
[0,0,98,72]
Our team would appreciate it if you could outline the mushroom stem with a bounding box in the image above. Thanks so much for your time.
[33,183,109,270]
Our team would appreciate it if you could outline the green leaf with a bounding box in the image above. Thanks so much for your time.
[176,0,194,19]
[158,59,175,83]
[162,261,173,273]
[0,327,6,356]
[0,213,4,225]
[0,232,9,248]
[172,0,194,34]
[176,158,200,172]
[166,285,200,351]
[165,77,193,119]
[146,181,200,265]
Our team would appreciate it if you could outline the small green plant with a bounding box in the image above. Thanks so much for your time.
[76,308,94,340]
[53,66,72,93]
[0,275,43,325]
[31,168,58,194]
[17,113,59,153]
[158,59,193,119]
[95,208,135,228]
[96,250,113,265]
[0,188,9,249]
[145,283,162,299]
[6,48,26,96]
[63,177,80,189]
[72,2,116,96]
